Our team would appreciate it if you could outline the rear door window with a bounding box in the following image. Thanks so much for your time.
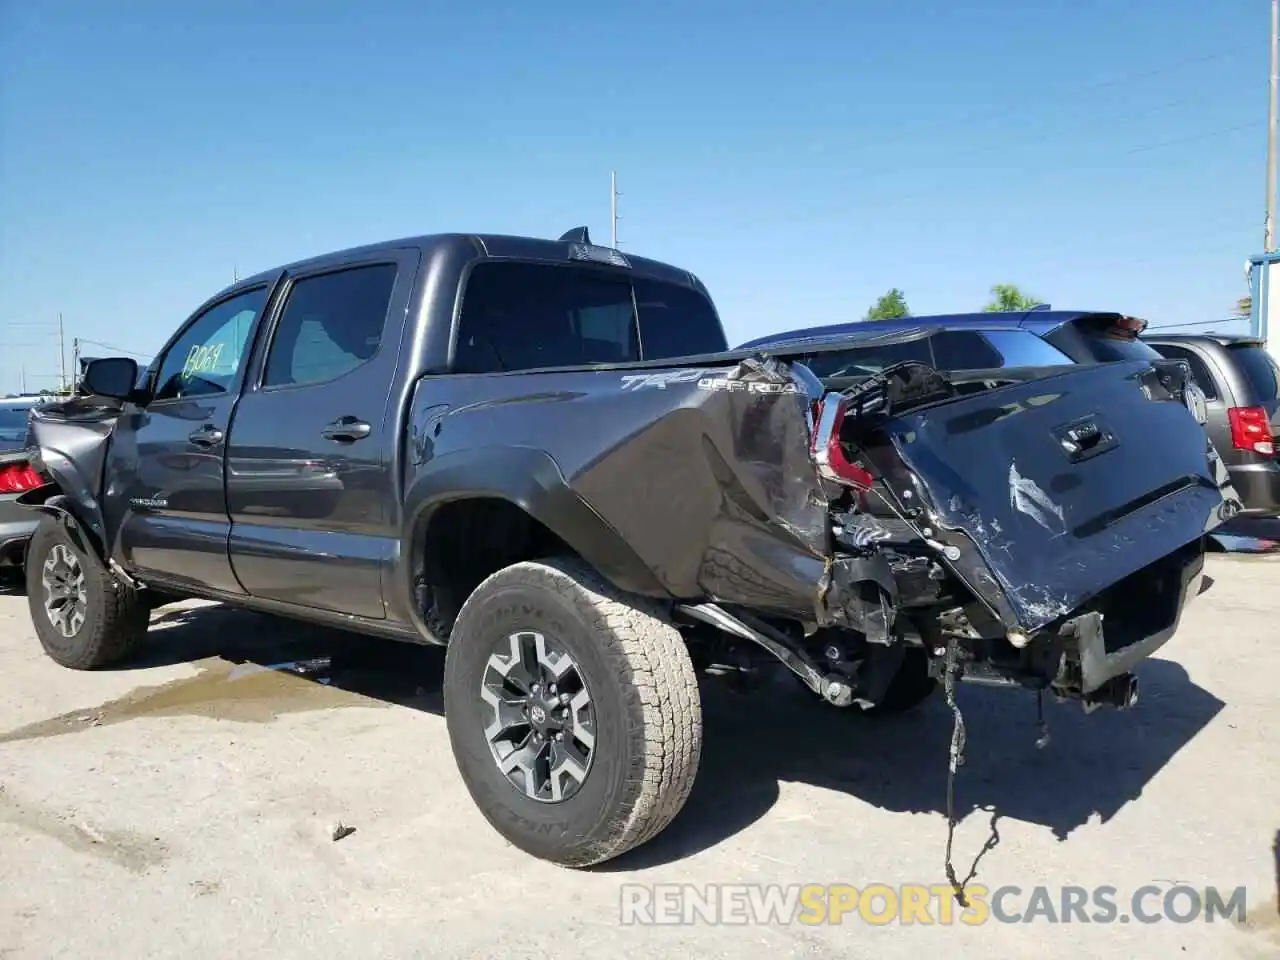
[1226,344,1280,402]
[454,262,725,372]
[929,330,1003,369]
[1147,344,1221,400]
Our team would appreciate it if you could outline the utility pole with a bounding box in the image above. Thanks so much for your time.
[610,171,620,248]
[57,312,66,394]
[72,337,80,392]
[1268,0,1278,251]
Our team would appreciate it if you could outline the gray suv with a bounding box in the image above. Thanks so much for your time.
[1142,334,1280,517]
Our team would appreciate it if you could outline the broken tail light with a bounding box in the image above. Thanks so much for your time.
[1227,406,1275,456]
[0,460,44,494]
[810,395,876,491]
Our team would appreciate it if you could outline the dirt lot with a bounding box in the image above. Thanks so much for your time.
[1,554,1277,960]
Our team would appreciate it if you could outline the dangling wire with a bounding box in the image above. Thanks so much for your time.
[941,636,969,905]
[941,635,1003,907]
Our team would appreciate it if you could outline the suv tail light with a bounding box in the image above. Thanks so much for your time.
[1227,406,1275,456]
[810,395,876,491]
[0,460,44,493]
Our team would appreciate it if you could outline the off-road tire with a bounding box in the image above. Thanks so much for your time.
[443,556,702,867]
[25,515,149,669]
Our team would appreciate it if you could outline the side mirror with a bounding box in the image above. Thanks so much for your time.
[82,357,140,401]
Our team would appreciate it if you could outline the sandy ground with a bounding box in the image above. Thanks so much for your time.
[0,554,1277,959]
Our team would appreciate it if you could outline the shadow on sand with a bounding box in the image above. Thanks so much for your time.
[21,600,1227,872]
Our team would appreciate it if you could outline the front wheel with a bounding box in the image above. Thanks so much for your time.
[25,515,149,669]
[443,557,702,867]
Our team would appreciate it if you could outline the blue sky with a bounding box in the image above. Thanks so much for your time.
[0,0,1269,392]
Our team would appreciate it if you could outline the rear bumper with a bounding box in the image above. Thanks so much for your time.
[1227,461,1280,517]
[1061,541,1204,696]
[0,495,39,567]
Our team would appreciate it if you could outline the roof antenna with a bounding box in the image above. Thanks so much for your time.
[558,226,591,243]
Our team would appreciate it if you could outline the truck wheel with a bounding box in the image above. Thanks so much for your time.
[443,556,702,867]
[24,515,149,670]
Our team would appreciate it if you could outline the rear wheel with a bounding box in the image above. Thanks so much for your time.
[25,515,149,669]
[443,556,702,867]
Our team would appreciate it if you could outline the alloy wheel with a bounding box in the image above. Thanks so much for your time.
[480,630,597,803]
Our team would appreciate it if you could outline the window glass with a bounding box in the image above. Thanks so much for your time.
[1149,344,1221,400]
[455,262,638,371]
[930,330,1003,369]
[453,262,728,372]
[632,277,726,358]
[1226,344,1279,402]
[153,287,267,401]
[979,330,1074,368]
[0,405,31,443]
[263,263,397,388]
[797,339,933,378]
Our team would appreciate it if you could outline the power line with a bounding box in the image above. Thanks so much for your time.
[1125,120,1265,154]
[75,338,152,360]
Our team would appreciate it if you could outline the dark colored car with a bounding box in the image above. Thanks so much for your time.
[14,228,1237,870]
[1142,334,1280,517]
[0,397,44,569]
[738,310,1167,374]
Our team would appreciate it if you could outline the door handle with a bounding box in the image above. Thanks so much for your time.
[188,425,224,447]
[322,416,372,442]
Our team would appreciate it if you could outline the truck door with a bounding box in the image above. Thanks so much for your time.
[105,284,272,594]
[224,251,418,618]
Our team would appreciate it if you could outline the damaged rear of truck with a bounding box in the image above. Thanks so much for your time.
[466,344,1240,716]
[402,332,1239,873]
[16,233,1240,878]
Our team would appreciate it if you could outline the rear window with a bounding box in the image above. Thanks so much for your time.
[0,406,31,440]
[1045,318,1164,363]
[796,338,933,378]
[793,328,1071,378]
[1227,344,1280,402]
[1146,343,1221,400]
[453,262,725,372]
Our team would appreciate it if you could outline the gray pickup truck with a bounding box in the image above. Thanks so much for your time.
[18,227,1239,869]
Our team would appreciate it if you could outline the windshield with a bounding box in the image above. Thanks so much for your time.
[0,405,32,442]
[1227,344,1280,402]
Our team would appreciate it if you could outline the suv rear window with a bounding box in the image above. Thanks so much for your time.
[453,262,725,372]
[1043,316,1165,363]
[1227,344,1280,402]
[0,405,31,442]
[792,328,1071,378]
[1146,343,1221,400]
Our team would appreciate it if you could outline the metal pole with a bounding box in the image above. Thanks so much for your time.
[57,312,66,393]
[610,171,618,248]
[1267,0,1278,251]
[72,337,80,393]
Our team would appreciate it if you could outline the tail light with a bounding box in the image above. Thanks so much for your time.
[0,460,45,493]
[810,395,876,491]
[1227,406,1275,456]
